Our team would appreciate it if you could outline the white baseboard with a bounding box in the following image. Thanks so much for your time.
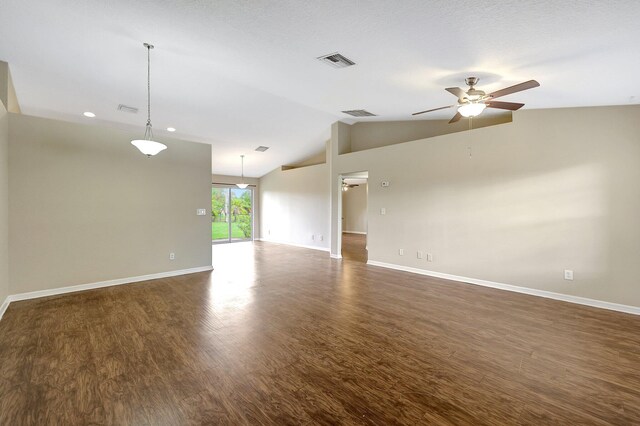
[0,296,9,322]
[0,266,213,321]
[343,231,367,235]
[330,254,342,259]
[257,238,330,252]
[366,260,640,316]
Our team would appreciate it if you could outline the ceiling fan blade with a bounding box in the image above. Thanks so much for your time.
[449,112,462,123]
[488,80,540,99]
[485,101,525,111]
[412,105,455,116]
[445,87,466,99]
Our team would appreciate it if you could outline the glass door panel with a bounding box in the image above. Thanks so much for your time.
[230,188,252,241]
[211,187,230,243]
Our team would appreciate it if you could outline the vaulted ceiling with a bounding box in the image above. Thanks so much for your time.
[1,0,639,176]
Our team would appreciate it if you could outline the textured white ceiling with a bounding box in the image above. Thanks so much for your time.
[1,0,639,176]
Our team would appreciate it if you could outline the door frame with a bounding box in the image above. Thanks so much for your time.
[337,171,369,256]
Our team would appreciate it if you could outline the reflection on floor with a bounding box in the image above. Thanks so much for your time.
[210,242,256,310]
[341,232,368,263]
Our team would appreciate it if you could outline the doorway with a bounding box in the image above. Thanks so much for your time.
[211,185,254,243]
[340,171,368,262]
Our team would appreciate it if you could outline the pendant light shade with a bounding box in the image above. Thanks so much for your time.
[236,155,249,189]
[131,43,167,157]
[131,139,167,156]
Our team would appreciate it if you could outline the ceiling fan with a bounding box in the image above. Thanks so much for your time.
[412,77,540,123]
[342,181,359,191]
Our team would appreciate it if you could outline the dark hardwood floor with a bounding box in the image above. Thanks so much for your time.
[1,241,640,425]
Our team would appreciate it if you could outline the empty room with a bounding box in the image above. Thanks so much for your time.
[1,1,639,424]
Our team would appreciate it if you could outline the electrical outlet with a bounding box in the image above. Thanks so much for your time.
[564,270,574,280]
[399,248,404,256]
[311,234,315,241]
[427,253,433,262]
[417,251,423,259]
[169,252,175,260]
[380,207,386,215]
[319,235,324,241]
[196,208,206,216]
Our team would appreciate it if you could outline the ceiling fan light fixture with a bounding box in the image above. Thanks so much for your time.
[413,78,539,123]
[458,102,486,118]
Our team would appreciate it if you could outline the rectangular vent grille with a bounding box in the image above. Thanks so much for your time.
[342,109,377,117]
[117,104,138,114]
[317,52,356,68]
[255,146,269,152]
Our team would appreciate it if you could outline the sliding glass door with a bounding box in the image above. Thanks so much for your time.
[211,186,253,243]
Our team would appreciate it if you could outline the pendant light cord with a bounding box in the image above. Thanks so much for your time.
[144,43,154,141]
[147,44,151,126]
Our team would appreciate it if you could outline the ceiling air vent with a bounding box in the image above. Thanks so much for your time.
[317,52,356,68]
[255,146,269,152]
[117,104,138,114]
[342,109,377,117]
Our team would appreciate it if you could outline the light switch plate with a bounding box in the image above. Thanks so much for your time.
[196,209,206,216]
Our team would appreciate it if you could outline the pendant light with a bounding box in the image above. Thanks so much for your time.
[236,155,249,189]
[131,43,167,157]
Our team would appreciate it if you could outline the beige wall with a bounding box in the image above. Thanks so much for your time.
[0,62,20,114]
[211,174,260,239]
[259,163,329,250]
[0,102,8,305]
[332,105,640,307]
[350,114,511,152]
[284,149,326,168]
[9,114,212,294]
[212,174,259,186]
[0,63,8,113]
[342,183,367,233]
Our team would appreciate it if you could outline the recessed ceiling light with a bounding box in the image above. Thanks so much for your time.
[83,111,96,118]
[166,127,176,132]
